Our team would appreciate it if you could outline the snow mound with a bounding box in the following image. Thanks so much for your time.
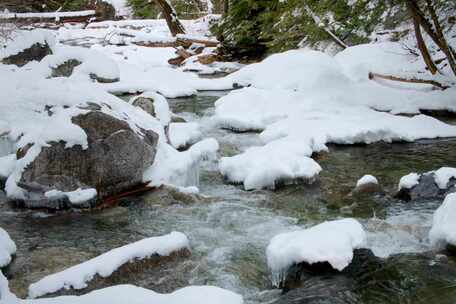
[266,218,366,286]
[356,175,378,187]
[169,122,202,149]
[433,167,456,189]
[24,285,243,304]
[398,173,421,190]
[0,29,55,60]
[28,232,190,299]
[429,193,456,249]
[44,188,97,205]
[0,228,16,268]
[0,154,16,179]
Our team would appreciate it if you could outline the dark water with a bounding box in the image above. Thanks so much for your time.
[1,92,456,303]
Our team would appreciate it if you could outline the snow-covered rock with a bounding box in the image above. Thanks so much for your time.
[398,173,421,191]
[0,228,16,268]
[356,175,378,188]
[433,167,456,190]
[429,193,456,251]
[0,29,55,66]
[266,219,366,286]
[169,123,202,150]
[28,232,190,299]
[130,92,171,127]
[24,285,243,304]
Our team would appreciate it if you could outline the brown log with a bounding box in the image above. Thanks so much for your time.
[368,72,450,90]
[176,37,219,48]
[96,182,153,209]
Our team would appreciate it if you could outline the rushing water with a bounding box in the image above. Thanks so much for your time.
[1,92,456,303]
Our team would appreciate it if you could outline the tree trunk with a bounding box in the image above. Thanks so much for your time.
[368,72,450,90]
[223,0,229,16]
[155,0,186,36]
[404,0,456,76]
[412,15,438,74]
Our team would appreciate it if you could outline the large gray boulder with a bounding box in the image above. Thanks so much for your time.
[395,173,456,201]
[16,110,158,209]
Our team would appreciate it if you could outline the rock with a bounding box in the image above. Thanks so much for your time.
[51,59,82,78]
[352,183,382,195]
[17,111,158,209]
[132,96,157,117]
[89,73,119,83]
[171,114,187,123]
[1,43,52,67]
[395,173,452,201]
[274,251,456,304]
[197,54,220,65]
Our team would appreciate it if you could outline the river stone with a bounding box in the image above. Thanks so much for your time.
[132,96,156,116]
[1,43,52,67]
[395,173,455,201]
[51,59,82,78]
[275,251,456,304]
[17,111,158,209]
[352,182,382,195]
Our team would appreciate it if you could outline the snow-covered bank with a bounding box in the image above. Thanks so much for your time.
[266,219,366,286]
[213,46,456,189]
[28,232,190,298]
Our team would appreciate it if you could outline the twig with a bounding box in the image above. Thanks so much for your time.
[368,72,450,90]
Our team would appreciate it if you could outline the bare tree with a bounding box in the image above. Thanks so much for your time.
[155,0,186,36]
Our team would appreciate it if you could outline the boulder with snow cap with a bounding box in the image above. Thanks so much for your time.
[16,111,158,209]
[352,174,382,195]
[1,43,52,67]
[395,168,456,201]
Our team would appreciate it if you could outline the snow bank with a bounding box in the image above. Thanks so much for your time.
[356,175,378,187]
[0,271,19,303]
[24,285,243,304]
[429,193,456,249]
[28,232,190,299]
[433,167,456,189]
[0,228,16,268]
[266,219,366,286]
[169,123,202,149]
[0,154,16,179]
[0,29,55,60]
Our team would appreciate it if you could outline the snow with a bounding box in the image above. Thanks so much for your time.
[23,285,243,304]
[28,232,190,299]
[169,122,202,149]
[433,167,456,189]
[0,154,16,179]
[144,138,219,187]
[398,173,421,190]
[0,29,55,60]
[0,271,19,304]
[0,228,16,268]
[429,193,456,249]
[356,175,378,187]
[266,218,366,286]
[44,188,97,205]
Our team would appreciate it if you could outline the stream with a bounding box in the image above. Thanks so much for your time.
[1,91,456,303]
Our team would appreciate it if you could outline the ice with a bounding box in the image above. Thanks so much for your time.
[266,218,366,286]
[28,232,190,299]
[429,193,456,249]
[44,188,97,205]
[0,227,16,268]
[356,175,378,187]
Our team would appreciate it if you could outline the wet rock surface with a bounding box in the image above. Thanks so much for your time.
[17,111,158,209]
[395,173,456,201]
[50,59,82,78]
[1,43,52,67]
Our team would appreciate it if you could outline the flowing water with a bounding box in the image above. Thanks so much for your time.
[1,92,456,303]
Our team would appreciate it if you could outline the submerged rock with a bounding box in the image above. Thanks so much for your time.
[1,43,52,67]
[16,111,158,209]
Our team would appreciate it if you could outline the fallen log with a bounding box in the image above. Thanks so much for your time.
[176,37,219,48]
[0,10,96,23]
[368,72,450,90]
